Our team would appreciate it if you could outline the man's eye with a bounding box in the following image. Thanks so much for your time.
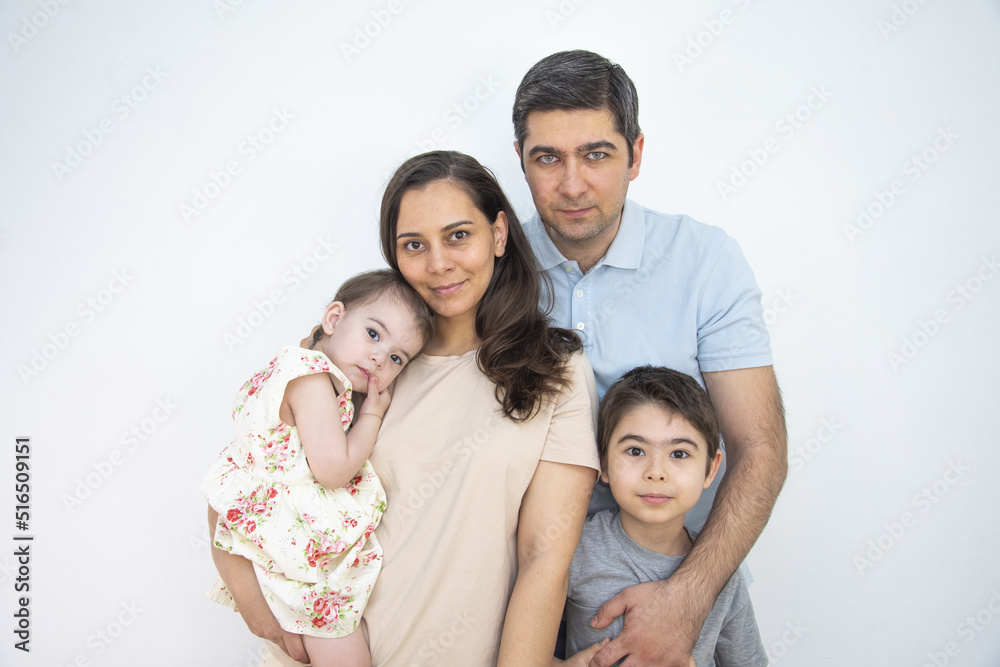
[626,447,644,457]
[587,151,607,160]
[367,328,379,341]
[391,354,403,366]
[538,155,558,164]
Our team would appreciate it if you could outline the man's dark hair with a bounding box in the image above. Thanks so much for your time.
[513,50,641,167]
[598,366,721,475]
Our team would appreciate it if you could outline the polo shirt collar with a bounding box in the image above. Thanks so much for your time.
[601,199,644,270]
[527,198,645,271]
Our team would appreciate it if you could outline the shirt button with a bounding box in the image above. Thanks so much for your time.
[564,265,574,273]
[576,322,585,330]
[575,290,584,298]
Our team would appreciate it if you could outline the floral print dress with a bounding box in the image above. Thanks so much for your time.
[200,346,386,638]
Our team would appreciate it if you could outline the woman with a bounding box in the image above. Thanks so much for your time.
[212,151,600,666]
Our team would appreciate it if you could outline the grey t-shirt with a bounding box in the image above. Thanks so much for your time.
[565,510,767,667]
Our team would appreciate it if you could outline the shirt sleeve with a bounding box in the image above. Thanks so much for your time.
[713,581,768,667]
[696,232,774,373]
[539,351,601,472]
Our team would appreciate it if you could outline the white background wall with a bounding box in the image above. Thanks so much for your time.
[1,1,999,665]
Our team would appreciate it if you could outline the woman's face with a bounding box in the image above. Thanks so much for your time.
[393,180,508,325]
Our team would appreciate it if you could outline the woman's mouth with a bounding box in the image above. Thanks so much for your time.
[432,281,464,296]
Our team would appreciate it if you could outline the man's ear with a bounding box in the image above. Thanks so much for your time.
[514,140,525,174]
[320,301,346,336]
[629,133,644,181]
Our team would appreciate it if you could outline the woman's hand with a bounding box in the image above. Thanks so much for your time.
[553,638,607,666]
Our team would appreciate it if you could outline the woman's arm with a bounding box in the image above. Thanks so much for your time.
[206,506,309,664]
[498,460,597,666]
[282,373,390,489]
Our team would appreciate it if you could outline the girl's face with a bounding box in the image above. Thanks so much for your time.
[317,297,425,393]
[393,180,508,326]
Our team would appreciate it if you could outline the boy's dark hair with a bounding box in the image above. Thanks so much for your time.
[598,366,721,474]
[313,269,434,347]
[512,49,641,167]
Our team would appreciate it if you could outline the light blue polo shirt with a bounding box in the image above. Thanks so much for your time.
[523,199,773,528]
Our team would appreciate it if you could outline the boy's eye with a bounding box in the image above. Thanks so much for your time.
[670,450,689,459]
[625,446,644,457]
[367,328,379,341]
[390,354,403,366]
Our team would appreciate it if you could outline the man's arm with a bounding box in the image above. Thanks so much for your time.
[589,365,786,667]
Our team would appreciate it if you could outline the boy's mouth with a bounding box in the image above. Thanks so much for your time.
[639,493,671,505]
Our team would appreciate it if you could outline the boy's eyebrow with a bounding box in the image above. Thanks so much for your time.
[617,434,701,449]
[368,317,412,363]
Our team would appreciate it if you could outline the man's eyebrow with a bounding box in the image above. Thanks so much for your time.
[527,140,619,157]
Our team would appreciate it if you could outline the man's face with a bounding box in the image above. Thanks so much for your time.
[517,108,643,252]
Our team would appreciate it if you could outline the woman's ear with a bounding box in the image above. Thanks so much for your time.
[320,301,346,336]
[493,211,509,258]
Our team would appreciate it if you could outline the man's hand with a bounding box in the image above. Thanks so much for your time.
[588,578,709,667]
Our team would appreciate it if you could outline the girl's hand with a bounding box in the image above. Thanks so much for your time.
[359,376,392,420]
[553,638,608,666]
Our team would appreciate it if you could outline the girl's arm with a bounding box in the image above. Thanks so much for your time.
[206,506,309,664]
[498,460,597,667]
[282,373,390,489]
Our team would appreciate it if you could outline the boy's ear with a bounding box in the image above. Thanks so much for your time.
[320,301,346,335]
[600,469,610,485]
[703,450,723,489]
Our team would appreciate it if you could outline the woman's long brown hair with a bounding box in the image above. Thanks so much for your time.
[380,150,582,421]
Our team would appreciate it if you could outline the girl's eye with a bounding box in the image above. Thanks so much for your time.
[367,328,379,341]
[390,354,403,366]
[625,446,644,457]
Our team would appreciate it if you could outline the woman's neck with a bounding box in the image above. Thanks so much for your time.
[423,312,482,356]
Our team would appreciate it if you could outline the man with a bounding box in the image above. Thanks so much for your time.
[513,50,788,667]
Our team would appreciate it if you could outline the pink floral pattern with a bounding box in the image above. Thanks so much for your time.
[199,346,385,638]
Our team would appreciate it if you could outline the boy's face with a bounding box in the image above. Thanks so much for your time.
[319,297,425,393]
[602,403,722,533]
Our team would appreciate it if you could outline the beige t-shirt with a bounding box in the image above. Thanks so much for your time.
[361,348,600,666]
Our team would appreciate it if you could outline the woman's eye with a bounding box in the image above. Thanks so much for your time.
[391,354,403,366]
[451,230,469,241]
[626,447,644,457]
[402,240,422,251]
[367,328,379,341]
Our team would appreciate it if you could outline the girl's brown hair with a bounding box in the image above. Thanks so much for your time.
[380,150,581,421]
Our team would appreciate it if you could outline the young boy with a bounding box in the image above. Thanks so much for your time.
[558,366,768,667]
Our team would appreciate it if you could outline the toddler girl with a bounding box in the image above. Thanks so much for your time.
[201,269,432,666]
